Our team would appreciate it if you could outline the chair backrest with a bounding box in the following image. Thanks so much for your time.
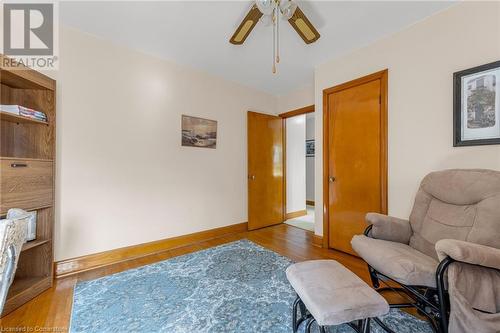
[0,212,28,313]
[408,169,500,260]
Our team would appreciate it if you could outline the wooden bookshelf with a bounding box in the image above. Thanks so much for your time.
[0,55,55,316]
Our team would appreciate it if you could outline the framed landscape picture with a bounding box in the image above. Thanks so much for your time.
[181,115,217,149]
[454,60,500,146]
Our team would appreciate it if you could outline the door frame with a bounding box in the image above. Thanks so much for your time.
[322,70,388,249]
[279,105,315,221]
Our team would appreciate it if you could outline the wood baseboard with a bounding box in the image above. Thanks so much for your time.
[55,222,248,278]
[312,234,323,248]
[306,200,315,206]
[285,209,307,220]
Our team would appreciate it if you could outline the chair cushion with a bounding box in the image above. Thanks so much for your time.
[351,235,439,288]
[286,260,389,326]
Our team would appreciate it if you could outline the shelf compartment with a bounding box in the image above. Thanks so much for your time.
[8,275,50,298]
[1,81,55,160]
[22,239,50,252]
[0,111,49,125]
[2,276,52,316]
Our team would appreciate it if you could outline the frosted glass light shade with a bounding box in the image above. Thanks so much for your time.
[280,0,297,20]
[255,0,275,16]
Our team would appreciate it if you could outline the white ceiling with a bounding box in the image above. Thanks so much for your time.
[60,1,454,96]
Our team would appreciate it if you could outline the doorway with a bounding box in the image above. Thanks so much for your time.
[323,70,388,255]
[280,106,315,232]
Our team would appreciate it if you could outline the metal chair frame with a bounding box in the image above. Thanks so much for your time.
[292,295,396,333]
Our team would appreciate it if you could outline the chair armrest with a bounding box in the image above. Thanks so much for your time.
[365,213,412,244]
[435,239,500,271]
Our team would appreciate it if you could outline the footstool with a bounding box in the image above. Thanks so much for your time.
[286,260,391,333]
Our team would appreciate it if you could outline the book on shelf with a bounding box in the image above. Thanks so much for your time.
[0,104,47,121]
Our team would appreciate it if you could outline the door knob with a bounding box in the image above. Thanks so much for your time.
[329,176,336,183]
[249,175,256,180]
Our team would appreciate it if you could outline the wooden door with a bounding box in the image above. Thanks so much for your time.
[323,70,387,255]
[248,111,284,230]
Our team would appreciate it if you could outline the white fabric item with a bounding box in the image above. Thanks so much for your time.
[0,210,29,313]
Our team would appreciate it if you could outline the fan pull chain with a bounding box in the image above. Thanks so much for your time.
[272,7,276,74]
[276,5,280,64]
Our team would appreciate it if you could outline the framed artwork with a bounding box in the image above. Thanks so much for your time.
[181,115,217,149]
[454,60,500,146]
[306,139,315,157]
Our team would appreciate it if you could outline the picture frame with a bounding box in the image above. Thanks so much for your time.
[306,139,315,157]
[453,60,500,146]
[181,115,217,149]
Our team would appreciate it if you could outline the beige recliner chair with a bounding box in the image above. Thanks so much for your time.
[351,169,500,333]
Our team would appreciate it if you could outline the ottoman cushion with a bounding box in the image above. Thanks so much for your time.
[286,260,389,326]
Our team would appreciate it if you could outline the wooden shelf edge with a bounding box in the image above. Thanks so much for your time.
[0,156,54,162]
[0,111,49,125]
[0,204,53,218]
[0,55,56,91]
[2,276,52,317]
[22,239,50,252]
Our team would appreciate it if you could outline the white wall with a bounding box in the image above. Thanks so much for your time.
[277,84,314,114]
[306,113,315,202]
[54,27,277,260]
[286,115,306,214]
[314,1,500,235]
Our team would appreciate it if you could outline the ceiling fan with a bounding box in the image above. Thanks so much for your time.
[230,0,320,73]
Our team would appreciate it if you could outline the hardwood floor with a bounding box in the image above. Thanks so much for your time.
[0,223,413,331]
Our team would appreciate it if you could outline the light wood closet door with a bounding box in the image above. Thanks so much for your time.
[325,72,387,255]
[247,111,284,230]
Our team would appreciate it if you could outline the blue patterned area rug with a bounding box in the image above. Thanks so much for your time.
[70,240,432,333]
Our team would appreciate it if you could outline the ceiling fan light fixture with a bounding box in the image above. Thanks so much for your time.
[231,1,320,73]
[280,0,297,20]
[255,0,274,16]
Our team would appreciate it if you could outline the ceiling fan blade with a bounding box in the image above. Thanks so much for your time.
[230,4,263,45]
[288,6,320,44]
